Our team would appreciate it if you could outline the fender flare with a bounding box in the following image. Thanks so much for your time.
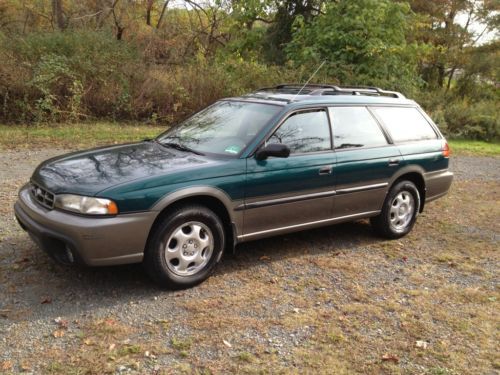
[150,185,243,241]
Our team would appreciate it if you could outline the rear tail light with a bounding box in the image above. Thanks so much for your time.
[442,140,451,157]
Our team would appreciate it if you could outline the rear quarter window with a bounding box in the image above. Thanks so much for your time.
[372,107,438,142]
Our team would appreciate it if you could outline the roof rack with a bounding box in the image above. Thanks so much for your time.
[256,83,405,99]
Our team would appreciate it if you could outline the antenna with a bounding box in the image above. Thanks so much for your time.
[292,60,326,100]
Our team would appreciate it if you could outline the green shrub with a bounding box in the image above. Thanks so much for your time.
[0,31,297,125]
[0,31,140,122]
[1,30,497,143]
[443,100,499,141]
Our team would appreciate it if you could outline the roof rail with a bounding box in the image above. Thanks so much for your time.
[256,84,405,99]
[240,93,292,103]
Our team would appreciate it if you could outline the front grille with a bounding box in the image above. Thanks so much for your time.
[30,182,55,209]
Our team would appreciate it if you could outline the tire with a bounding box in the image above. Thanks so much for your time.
[144,204,225,289]
[370,180,421,239]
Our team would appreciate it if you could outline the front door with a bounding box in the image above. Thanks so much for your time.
[243,109,336,237]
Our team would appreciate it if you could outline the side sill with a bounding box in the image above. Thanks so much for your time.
[237,210,380,242]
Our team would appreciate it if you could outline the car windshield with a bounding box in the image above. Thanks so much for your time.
[157,101,281,156]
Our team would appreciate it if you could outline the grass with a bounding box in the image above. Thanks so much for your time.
[0,122,167,150]
[448,139,500,157]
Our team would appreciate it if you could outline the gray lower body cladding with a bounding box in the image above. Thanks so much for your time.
[424,169,454,202]
[15,185,157,266]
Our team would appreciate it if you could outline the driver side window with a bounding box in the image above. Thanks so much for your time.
[269,110,331,154]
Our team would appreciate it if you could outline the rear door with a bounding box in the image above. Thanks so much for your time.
[370,106,447,199]
[329,106,402,217]
[243,108,336,236]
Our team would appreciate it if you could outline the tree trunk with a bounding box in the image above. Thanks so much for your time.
[446,67,456,92]
[116,26,124,40]
[52,0,66,30]
[437,64,445,88]
[146,0,154,26]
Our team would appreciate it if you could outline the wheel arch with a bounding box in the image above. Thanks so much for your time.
[388,167,426,212]
[145,187,241,255]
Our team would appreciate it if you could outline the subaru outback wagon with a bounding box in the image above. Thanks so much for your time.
[15,84,453,289]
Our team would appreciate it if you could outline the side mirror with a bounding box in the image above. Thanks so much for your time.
[255,143,290,160]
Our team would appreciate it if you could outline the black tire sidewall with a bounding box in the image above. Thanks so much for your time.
[145,205,225,289]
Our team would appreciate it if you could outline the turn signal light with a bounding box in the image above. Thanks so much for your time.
[442,141,451,158]
[107,201,119,215]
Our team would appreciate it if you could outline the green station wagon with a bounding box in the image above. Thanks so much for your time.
[15,84,453,289]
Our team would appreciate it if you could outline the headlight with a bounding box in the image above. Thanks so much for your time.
[55,194,119,215]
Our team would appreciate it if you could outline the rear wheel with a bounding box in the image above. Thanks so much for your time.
[371,180,420,239]
[144,205,225,289]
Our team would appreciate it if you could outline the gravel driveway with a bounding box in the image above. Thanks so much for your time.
[0,149,498,374]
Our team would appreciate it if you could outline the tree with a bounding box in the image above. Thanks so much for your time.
[263,0,324,64]
[286,0,420,93]
[408,0,499,90]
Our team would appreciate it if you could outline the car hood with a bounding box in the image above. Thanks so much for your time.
[32,141,218,195]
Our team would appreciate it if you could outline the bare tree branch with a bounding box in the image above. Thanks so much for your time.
[156,0,170,29]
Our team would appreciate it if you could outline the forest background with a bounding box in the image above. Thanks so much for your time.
[0,0,498,141]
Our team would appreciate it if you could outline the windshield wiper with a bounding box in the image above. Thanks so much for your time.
[157,140,205,156]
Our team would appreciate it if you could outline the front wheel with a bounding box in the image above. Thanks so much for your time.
[371,180,420,239]
[144,205,225,289]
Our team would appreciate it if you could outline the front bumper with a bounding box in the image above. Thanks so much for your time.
[14,185,157,266]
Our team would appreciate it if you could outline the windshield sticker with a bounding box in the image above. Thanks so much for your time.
[224,145,241,154]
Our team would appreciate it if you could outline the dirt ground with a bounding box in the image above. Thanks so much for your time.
[0,149,498,374]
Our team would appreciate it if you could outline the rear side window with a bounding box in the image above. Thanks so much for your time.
[269,110,331,153]
[328,107,388,149]
[372,107,438,142]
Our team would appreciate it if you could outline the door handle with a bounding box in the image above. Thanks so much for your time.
[388,158,400,167]
[319,166,333,175]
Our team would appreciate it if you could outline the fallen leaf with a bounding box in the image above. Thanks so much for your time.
[20,363,31,371]
[54,317,69,329]
[83,339,92,346]
[381,353,399,363]
[1,360,12,371]
[415,340,429,349]
[223,339,232,348]
[52,330,65,338]
[109,343,116,351]
[259,255,271,261]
